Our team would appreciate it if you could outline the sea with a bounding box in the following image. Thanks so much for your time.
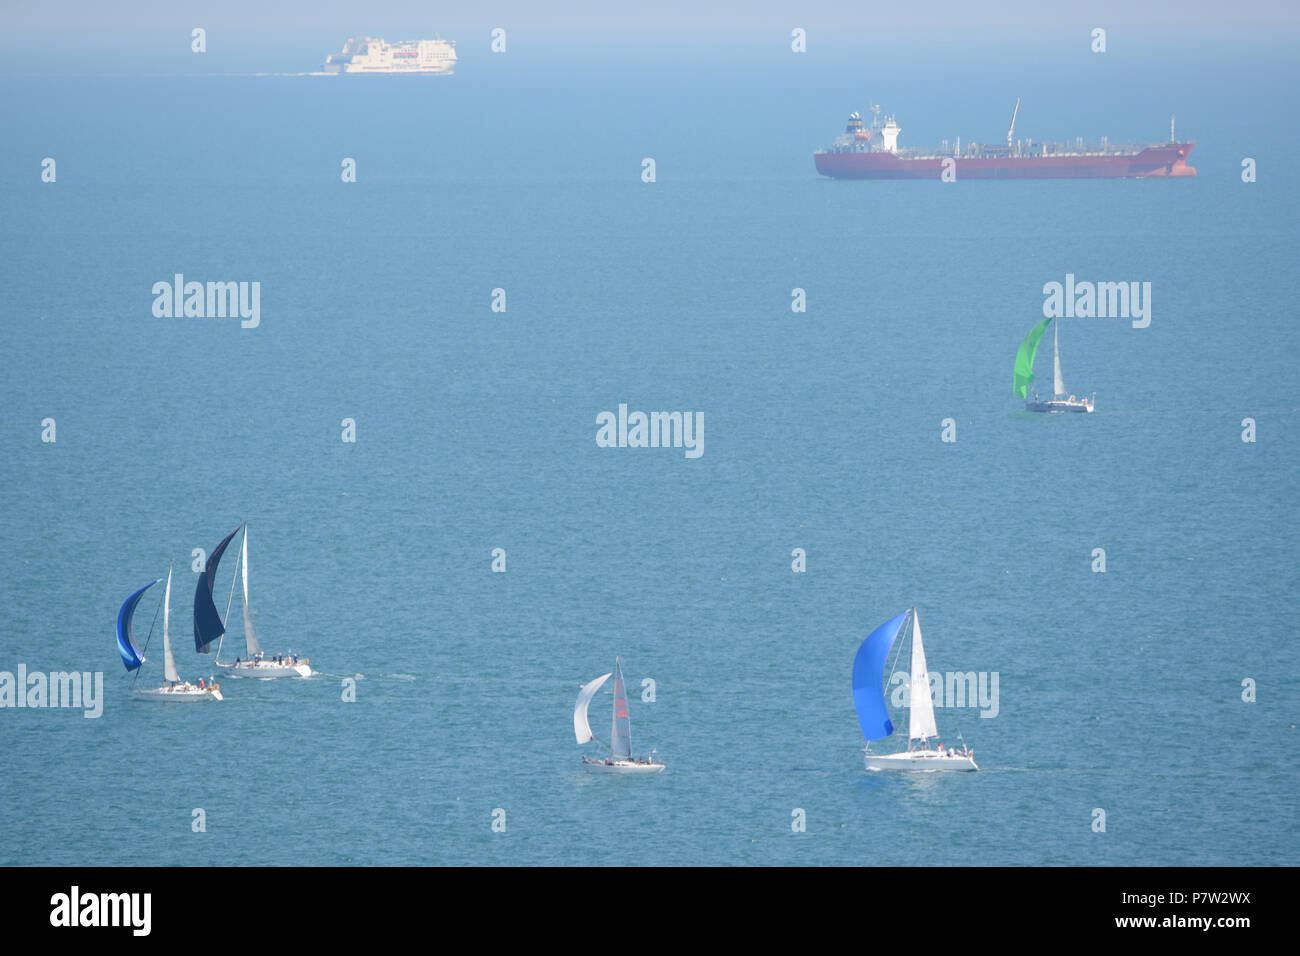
[0,24,1296,866]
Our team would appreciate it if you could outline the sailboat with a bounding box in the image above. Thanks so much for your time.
[1014,316,1094,413]
[194,523,312,678]
[853,608,976,771]
[573,658,665,773]
[117,565,222,701]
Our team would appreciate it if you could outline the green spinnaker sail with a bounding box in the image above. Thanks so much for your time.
[1013,317,1053,398]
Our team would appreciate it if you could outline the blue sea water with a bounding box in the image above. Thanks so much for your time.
[0,28,1297,866]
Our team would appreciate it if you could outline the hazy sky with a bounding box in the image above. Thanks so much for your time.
[4,0,1298,31]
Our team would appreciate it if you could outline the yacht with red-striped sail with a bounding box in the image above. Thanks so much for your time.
[574,658,665,773]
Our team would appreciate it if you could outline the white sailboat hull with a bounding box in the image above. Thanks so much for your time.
[215,660,312,679]
[581,756,665,774]
[865,750,977,772]
[133,684,222,702]
[1026,397,1093,413]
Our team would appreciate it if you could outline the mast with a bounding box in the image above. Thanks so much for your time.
[162,564,179,684]
[1007,97,1020,148]
[222,529,241,628]
[215,524,243,663]
[241,524,261,658]
[907,608,939,748]
[1053,319,1065,397]
[610,658,632,760]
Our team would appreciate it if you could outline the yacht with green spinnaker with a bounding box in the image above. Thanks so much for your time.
[1014,316,1094,413]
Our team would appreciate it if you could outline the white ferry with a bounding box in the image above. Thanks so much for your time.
[324,35,457,75]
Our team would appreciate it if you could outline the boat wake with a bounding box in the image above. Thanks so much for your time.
[311,672,418,682]
[206,72,337,77]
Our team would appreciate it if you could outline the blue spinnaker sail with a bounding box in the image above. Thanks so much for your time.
[193,525,240,653]
[853,610,909,742]
[116,580,159,671]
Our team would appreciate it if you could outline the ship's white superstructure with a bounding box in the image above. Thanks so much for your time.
[324,35,456,75]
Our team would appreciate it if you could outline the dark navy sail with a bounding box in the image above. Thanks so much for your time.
[853,610,909,742]
[116,580,158,671]
[193,525,240,653]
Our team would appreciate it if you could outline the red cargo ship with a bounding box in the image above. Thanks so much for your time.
[814,102,1195,180]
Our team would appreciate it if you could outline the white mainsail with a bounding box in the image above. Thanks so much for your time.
[1053,319,1066,397]
[573,673,611,744]
[907,610,939,743]
[241,525,262,657]
[162,565,180,684]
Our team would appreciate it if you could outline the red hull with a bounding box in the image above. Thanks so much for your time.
[815,144,1196,180]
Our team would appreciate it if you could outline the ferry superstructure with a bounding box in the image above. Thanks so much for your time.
[324,35,457,75]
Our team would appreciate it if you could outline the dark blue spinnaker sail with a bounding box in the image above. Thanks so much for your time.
[853,610,909,742]
[193,525,240,653]
[116,580,159,671]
